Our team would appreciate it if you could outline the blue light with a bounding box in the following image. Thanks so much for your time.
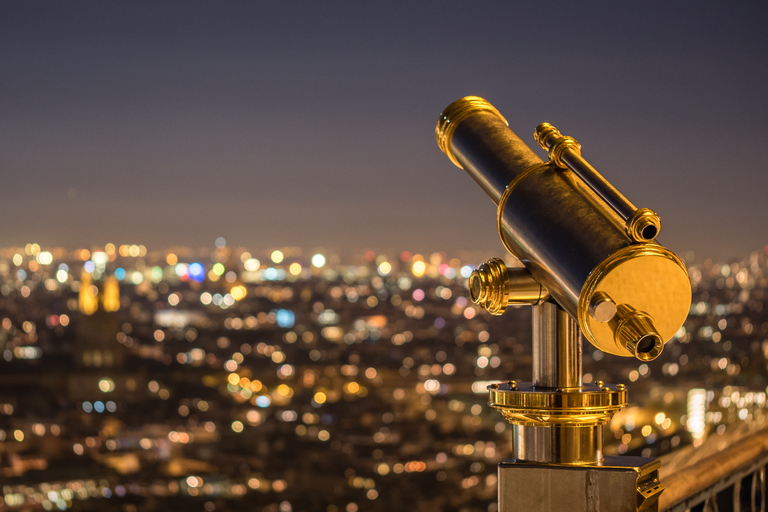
[84,261,95,273]
[16,269,27,281]
[256,395,271,408]
[188,262,205,283]
[275,309,295,328]
[94,401,105,413]
[114,267,126,280]
[264,268,279,280]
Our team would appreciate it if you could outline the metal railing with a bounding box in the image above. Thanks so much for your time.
[660,427,768,512]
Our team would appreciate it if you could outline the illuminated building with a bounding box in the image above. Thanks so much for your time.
[69,266,137,402]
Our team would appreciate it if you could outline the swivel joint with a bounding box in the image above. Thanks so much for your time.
[469,258,550,315]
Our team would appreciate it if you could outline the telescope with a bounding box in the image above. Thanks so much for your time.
[435,97,691,512]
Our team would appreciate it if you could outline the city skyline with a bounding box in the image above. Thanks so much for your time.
[1,3,767,262]
[0,234,766,510]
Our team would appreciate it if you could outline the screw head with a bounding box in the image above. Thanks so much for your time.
[589,292,617,323]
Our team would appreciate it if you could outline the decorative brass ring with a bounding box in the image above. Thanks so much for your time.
[496,162,552,258]
[626,207,661,242]
[469,258,510,315]
[494,410,624,428]
[548,136,581,169]
[488,382,627,427]
[435,96,508,168]
[533,123,581,169]
[533,122,560,149]
[577,244,688,350]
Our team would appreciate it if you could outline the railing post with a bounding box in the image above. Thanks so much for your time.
[752,472,758,512]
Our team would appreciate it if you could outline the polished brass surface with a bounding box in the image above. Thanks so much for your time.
[512,424,602,465]
[499,456,664,512]
[487,381,627,427]
[612,304,663,361]
[436,96,508,169]
[469,258,550,314]
[532,302,581,389]
[533,123,583,169]
[507,268,550,305]
[579,244,691,358]
[469,258,509,315]
[627,207,662,243]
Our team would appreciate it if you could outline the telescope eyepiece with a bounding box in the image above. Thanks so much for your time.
[636,335,659,355]
[613,305,664,361]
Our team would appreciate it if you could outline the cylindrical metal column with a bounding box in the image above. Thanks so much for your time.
[512,425,603,465]
[515,301,601,465]
[532,302,581,389]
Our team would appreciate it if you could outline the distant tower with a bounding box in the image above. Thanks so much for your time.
[79,273,120,315]
[69,257,143,403]
[74,271,124,369]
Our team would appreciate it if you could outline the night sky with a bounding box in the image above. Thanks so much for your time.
[1,2,767,262]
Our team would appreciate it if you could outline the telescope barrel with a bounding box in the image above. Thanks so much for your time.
[436,97,691,359]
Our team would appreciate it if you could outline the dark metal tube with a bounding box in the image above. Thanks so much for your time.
[534,122,637,222]
[559,149,636,221]
[534,122,661,243]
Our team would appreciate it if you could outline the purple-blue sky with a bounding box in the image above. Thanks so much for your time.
[1,2,766,262]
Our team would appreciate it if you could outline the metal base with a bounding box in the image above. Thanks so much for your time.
[498,456,664,512]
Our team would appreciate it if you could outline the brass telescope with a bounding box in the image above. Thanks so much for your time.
[435,97,692,511]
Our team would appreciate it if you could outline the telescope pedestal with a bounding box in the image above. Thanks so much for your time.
[490,302,663,512]
[498,456,663,512]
